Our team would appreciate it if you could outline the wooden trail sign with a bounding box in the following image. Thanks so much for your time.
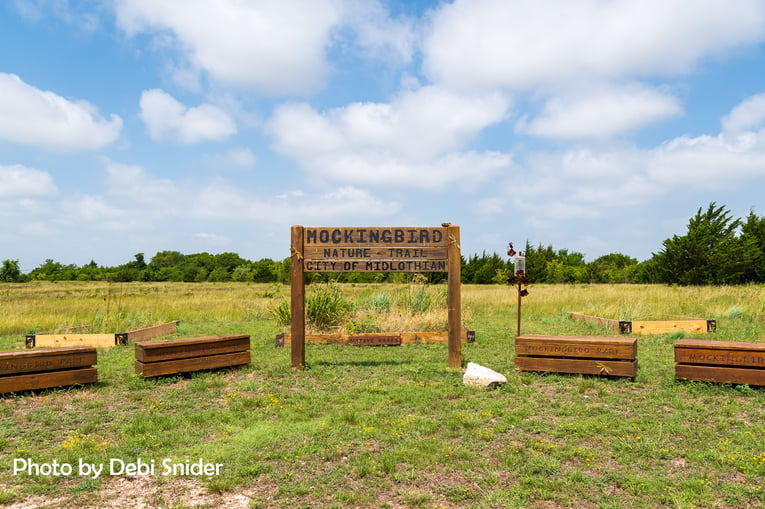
[290,225,462,370]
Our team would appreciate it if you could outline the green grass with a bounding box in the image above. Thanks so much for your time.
[0,282,763,507]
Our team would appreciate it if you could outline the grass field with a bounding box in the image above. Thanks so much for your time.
[0,281,763,508]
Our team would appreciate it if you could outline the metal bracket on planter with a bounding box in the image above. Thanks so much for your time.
[707,319,717,333]
[25,334,36,348]
[466,330,476,343]
[115,333,129,346]
[275,333,285,348]
[618,321,632,334]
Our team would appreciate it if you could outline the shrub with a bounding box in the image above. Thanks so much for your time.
[306,284,351,331]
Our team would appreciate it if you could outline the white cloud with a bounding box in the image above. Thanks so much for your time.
[340,0,417,64]
[206,148,257,169]
[12,0,101,31]
[649,131,765,188]
[114,0,419,94]
[476,197,504,216]
[307,150,511,190]
[0,164,58,198]
[115,0,343,94]
[139,89,236,143]
[0,73,121,151]
[268,86,511,188]
[510,100,765,226]
[516,84,683,139]
[722,93,765,133]
[194,232,230,247]
[288,186,401,221]
[423,0,765,91]
[98,161,400,227]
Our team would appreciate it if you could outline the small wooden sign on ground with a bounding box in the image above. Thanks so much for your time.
[275,330,475,347]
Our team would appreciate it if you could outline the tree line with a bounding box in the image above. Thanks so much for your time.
[2,203,763,285]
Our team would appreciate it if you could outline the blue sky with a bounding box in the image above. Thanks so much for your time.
[2,0,765,273]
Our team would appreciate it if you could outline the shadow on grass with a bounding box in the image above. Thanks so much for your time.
[309,358,414,368]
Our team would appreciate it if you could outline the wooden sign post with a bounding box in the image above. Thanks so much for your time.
[290,225,462,370]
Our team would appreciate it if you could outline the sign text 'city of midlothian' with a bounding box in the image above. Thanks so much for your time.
[302,227,449,272]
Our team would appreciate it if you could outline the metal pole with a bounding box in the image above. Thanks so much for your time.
[517,281,522,337]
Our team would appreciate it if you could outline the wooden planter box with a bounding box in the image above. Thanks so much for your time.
[0,347,97,394]
[674,339,765,386]
[570,312,715,335]
[515,334,637,378]
[135,334,251,378]
[26,320,180,348]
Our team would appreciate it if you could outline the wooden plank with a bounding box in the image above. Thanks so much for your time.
[515,356,637,378]
[136,351,251,378]
[29,334,117,348]
[303,227,449,248]
[303,246,448,261]
[0,347,97,376]
[569,312,620,331]
[275,330,475,347]
[674,340,765,368]
[134,335,250,363]
[291,225,305,370]
[304,259,448,273]
[447,224,461,369]
[515,335,637,360]
[0,367,98,394]
[570,313,715,335]
[631,319,710,335]
[675,364,765,386]
[347,335,402,346]
[123,320,180,343]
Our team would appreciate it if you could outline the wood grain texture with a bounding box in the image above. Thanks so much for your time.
[134,335,250,378]
[0,347,96,376]
[136,351,251,378]
[124,321,180,342]
[515,357,637,378]
[516,335,636,360]
[515,335,637,378]
[675,364,765,386]
[631,320,710,335]
[291,224,306,370]
[29,334,117,348]
[134,335,250,363]
[275,330,474,347]
[447,224,462,369]
[569,312,621,331]
[673,338,765,385]
[0,367,97,394]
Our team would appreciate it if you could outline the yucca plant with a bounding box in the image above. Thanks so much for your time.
[306,284,351,331]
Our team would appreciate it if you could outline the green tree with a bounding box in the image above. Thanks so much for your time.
[653,202,743,285]
[29,259,77,281]
[0,259,22,282]
[740,210,765,282]
[76,260,103,281]
[587,253,638,283]
[473,253,506,284]
[251,258,279,282]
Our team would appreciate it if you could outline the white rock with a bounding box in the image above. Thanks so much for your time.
[463,362,507,388]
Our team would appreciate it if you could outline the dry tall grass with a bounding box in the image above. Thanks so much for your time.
[2,281,763,347]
